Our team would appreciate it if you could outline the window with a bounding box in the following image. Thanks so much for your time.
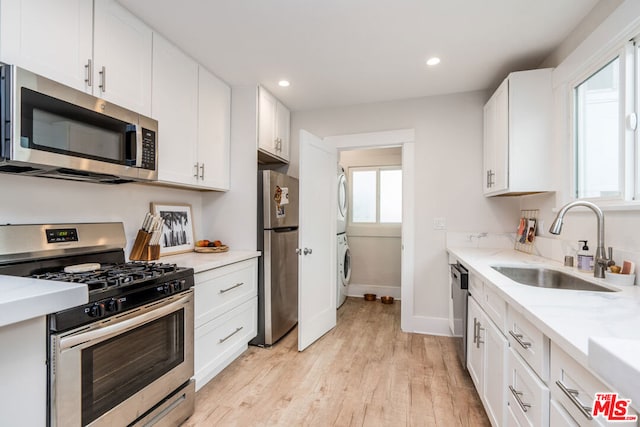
[350,167,402,224]
[575,57,621,199]
[573,40,636,202]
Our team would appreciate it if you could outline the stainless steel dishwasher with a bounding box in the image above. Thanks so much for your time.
[450,262,469,368]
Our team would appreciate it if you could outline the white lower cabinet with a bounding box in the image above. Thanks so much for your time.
[507,307,549,382]
[467,295,484,390]
[506,348,549,426]
[467,289,508,427]
[550,398,580,427]
[484,315,509,426]
[194,258,258,390]
[550,342,638,427]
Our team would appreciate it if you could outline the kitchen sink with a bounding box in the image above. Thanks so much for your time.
[491,266,616,292]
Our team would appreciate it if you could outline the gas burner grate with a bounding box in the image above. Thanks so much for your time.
[32,262,181,293]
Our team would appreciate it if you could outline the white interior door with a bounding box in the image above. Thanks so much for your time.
[298,130,337,351]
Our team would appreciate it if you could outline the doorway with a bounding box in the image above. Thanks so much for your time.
[338,147,403,306]
[325,129,415,332]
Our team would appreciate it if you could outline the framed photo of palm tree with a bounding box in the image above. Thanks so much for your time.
[151,203,195,256]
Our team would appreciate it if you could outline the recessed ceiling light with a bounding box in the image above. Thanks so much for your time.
[278,80,290,87]
[426,57,441,66]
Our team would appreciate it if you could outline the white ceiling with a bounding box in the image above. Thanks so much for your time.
[118,0,600,111]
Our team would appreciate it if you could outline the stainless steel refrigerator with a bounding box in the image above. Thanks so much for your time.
[251,170,299,346]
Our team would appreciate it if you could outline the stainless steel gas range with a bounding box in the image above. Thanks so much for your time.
[0,222,195,427]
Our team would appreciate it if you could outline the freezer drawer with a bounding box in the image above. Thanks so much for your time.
[253,228,298,346]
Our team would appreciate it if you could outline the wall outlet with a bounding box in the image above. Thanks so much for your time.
[433,217,446,230]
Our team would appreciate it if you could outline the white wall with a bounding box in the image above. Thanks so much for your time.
[289,92,521,332]
[0,173,202,258]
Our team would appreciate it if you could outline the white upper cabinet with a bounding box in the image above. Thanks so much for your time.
[258,86,290,163]
[93,0,152,115]
[197,67,231,191]
[483,68,553,196]
[0,0,93,91]
[152,33,231,191]
[0,0,152,115]
[152,33,199,187]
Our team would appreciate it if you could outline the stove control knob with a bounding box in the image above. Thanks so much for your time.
[174,280,183,291]
[161,283,174,295]
[89,303,105,317]
[106,299,122,312]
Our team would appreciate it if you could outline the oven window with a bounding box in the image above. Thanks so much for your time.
[81,310,184,426]
[20,87,128,164]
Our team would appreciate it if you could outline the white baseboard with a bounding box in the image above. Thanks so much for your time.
[405,315,454,337]
[348,283,401,300]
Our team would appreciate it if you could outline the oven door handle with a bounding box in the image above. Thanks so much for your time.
[59,292,192,351]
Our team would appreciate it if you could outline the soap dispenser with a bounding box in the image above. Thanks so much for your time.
[577,240,594,272]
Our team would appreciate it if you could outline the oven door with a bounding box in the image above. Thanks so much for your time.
[50,290,194,427]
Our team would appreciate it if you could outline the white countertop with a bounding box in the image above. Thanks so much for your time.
[0,276,87,328]
[447,247,640,405]
[161,250,261,273]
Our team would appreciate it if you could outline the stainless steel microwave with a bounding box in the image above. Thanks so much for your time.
[0,64,157,183]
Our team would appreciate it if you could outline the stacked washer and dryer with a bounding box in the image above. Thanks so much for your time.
[337,165,352,308]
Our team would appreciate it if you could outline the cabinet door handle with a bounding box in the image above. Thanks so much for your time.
[473,318,478,343]
[555,380,593,420]
[99,66,106,93]
[199,163,205,180]
[476,322,484,348]
[193,163,200,178]
[219,326,244,343]
[303,247,312,255]
[509,330,532,349]
[219,282,244,294]
[509,385,532,413]
[84,59,93,87]
[486,170,491,188]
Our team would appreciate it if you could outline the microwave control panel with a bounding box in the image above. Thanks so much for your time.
[141,129,156,170]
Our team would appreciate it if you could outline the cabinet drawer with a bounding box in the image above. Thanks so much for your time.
[195,296,257,388]
[550,398,579,427]
[483,284,507,333]
[507,308,549,381]
[194,259,257,327]
[551,342,638,426]
[507,348,550,427]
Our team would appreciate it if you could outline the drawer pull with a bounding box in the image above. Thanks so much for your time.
[219,282,244,294]
[556,380,593,420]
[219,326,244,343]
[509,385,531,413]
[509,330,532,349]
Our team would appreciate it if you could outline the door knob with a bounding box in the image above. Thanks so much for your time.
[303,248,312,255]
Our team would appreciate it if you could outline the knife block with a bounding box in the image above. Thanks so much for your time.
[139,245,160,261]
[129,229,153,261]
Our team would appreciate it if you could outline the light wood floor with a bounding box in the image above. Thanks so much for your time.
[184,297,490,426]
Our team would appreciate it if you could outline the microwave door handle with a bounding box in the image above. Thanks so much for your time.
[124,124,142,167]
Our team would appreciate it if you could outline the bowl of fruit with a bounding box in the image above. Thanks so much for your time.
[194,239,229,253]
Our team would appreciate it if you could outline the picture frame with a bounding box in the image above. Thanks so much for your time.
[150,203,195,256]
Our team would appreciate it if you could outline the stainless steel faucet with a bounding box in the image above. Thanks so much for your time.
[549,200,610,278]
